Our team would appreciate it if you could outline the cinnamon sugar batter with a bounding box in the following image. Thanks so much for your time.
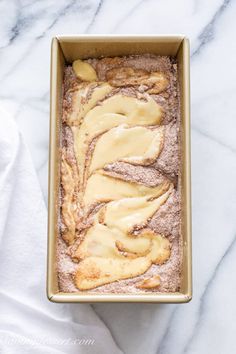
[57,54,182,293]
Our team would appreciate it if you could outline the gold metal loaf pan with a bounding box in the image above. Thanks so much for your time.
[48,35,192,303]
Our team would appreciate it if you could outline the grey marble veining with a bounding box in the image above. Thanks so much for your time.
[0,0,236,353]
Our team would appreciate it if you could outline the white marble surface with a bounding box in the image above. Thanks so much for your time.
[0,0,236,353]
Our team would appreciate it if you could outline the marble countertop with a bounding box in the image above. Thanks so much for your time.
[0,0,236,353]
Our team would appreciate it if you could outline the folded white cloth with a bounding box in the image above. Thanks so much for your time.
[0,109,122,354]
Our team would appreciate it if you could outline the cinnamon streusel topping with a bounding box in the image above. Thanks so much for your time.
[57,54,181,294]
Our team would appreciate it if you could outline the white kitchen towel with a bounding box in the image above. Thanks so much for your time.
[0,109,122,354]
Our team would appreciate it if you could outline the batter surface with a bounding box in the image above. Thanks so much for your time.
[57,54,182,294]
